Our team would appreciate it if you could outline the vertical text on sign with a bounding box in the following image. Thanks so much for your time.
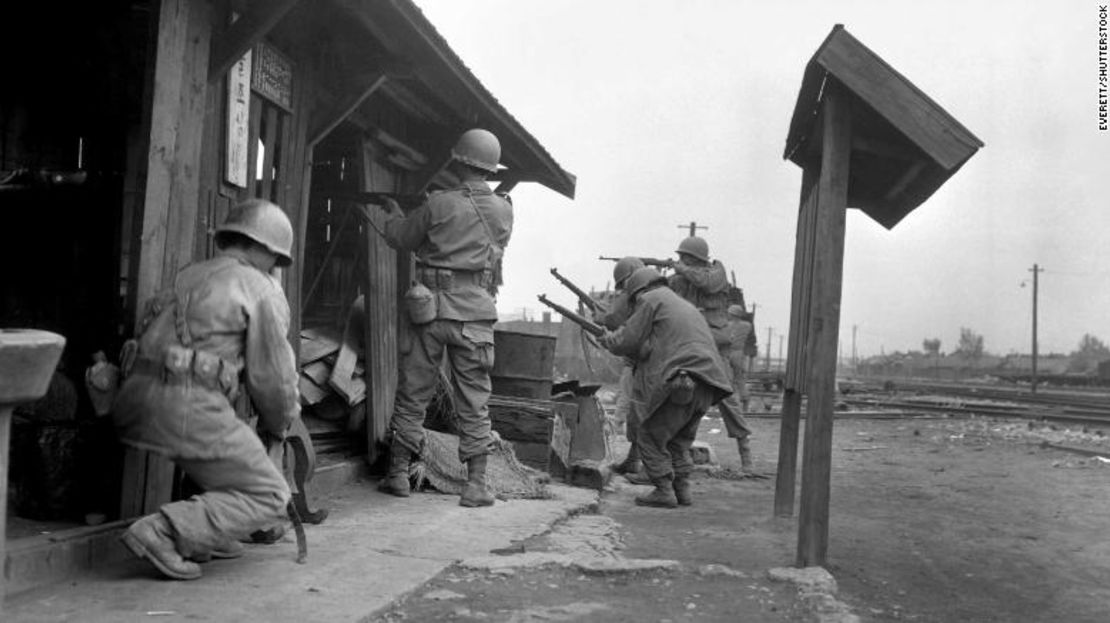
[226,52,252,187]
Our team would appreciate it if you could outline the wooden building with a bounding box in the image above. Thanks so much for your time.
[773,25,982,567]
[1,0,573,593]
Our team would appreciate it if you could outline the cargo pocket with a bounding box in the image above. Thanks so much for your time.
[462,322,495,372]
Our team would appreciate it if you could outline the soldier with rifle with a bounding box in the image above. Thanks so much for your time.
[374,128,512,508]
[666,236,756,472]
[596,267,732,508]
[593,258,645,474]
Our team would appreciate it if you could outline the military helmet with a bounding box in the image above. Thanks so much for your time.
[451,128,501,173]
[613,256,645,289]
[675,235,709,262]
[216,198,294,266]
[626,267,667,297]
[727,304,747,318]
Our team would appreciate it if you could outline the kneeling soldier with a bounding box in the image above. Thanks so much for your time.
[113,199,300,579]
[599,267,732,507]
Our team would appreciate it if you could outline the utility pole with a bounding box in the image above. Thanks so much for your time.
[1029,263,1043,394]
[678,221,708,237]
[778,334,784,371]
[765,326,773,372]
[852,325,858,372]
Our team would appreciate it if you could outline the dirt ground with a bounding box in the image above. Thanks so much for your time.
[375,402,1110,623]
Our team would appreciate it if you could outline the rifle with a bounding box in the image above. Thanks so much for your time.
[550,268,606,314]
[537,294,605,337]
[598,255,673,269]
[331,191,429,210]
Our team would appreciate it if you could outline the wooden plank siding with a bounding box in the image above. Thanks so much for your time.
[122,0,213,518]
[358,142,400,464]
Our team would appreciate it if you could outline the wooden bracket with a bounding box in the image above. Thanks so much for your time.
[208,0,300,81]
[308,73,389,148]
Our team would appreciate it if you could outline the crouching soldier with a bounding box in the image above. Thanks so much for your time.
[599,267,732,508]
[113,199,300,580]
[593,256,644,475]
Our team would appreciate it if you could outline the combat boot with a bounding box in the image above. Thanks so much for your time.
[120,513,202,580]
[738,436,754,473]
[190,539,245,562]
[624,467,652,485]
[613,443,642,475]
[673,473,693,506]
[459,454,496,507]
[379,442,412,497]
[635,476,678,508]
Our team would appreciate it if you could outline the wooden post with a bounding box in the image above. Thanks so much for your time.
[775,165,818,518]
[122,0,212,519]
[796,81,851,567]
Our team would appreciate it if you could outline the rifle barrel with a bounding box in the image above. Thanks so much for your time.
[536,295,605,337]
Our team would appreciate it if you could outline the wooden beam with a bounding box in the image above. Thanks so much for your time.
[127,0,214,518]
[308,73,388,148]
[774,165,818,518]
[797,80,851,568]
[208,0,300,81]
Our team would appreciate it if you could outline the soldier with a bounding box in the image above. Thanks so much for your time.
[114,199,300,580]
[593,256,645,475]
[667,236,755,471]
[599,267,732,507]
[726,304,758,414]
[377,128,512,508]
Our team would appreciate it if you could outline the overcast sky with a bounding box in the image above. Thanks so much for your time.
[415,0,1109,358]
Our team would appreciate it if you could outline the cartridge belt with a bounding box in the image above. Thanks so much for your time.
[415,266,491,290]
[130,345,241,397]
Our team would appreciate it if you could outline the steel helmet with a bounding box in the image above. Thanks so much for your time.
[216,198,294,266]
[626,267,666,297]
[613,256,645,289]
[727,304,746,318]
[675,236,709,262]
[451,128,501,173]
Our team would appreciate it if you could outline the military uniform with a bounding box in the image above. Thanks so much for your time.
[668,260,753,440]
[595,290,644,445]
[601,285,732,488]
[382,180,512,463]
[113,249,298,562]
[726,313,757,408]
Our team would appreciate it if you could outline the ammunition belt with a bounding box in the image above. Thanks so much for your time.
[130,346,241,397]
[415,266,491,290]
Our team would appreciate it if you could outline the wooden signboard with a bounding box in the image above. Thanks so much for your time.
[251,41,293,111]
[226,51,251,187]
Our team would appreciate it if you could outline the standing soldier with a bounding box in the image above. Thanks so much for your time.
[599,267,732,507]
[667,236,755,471]
[726,304,758,414]
[113,199,300,580]
[377,128,512,508]
[593,257,645,475]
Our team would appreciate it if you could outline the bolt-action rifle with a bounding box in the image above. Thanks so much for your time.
[549,268,606,314]
[537,295,605,337]
[598,255,673,269]
[332,191,429,210]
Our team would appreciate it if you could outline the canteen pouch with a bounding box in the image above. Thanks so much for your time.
[404,282,437,325]
[667,370,695,405]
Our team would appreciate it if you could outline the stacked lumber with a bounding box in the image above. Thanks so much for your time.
[297,302,367,454]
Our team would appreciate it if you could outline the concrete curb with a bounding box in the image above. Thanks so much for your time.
[768,566,861,623]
